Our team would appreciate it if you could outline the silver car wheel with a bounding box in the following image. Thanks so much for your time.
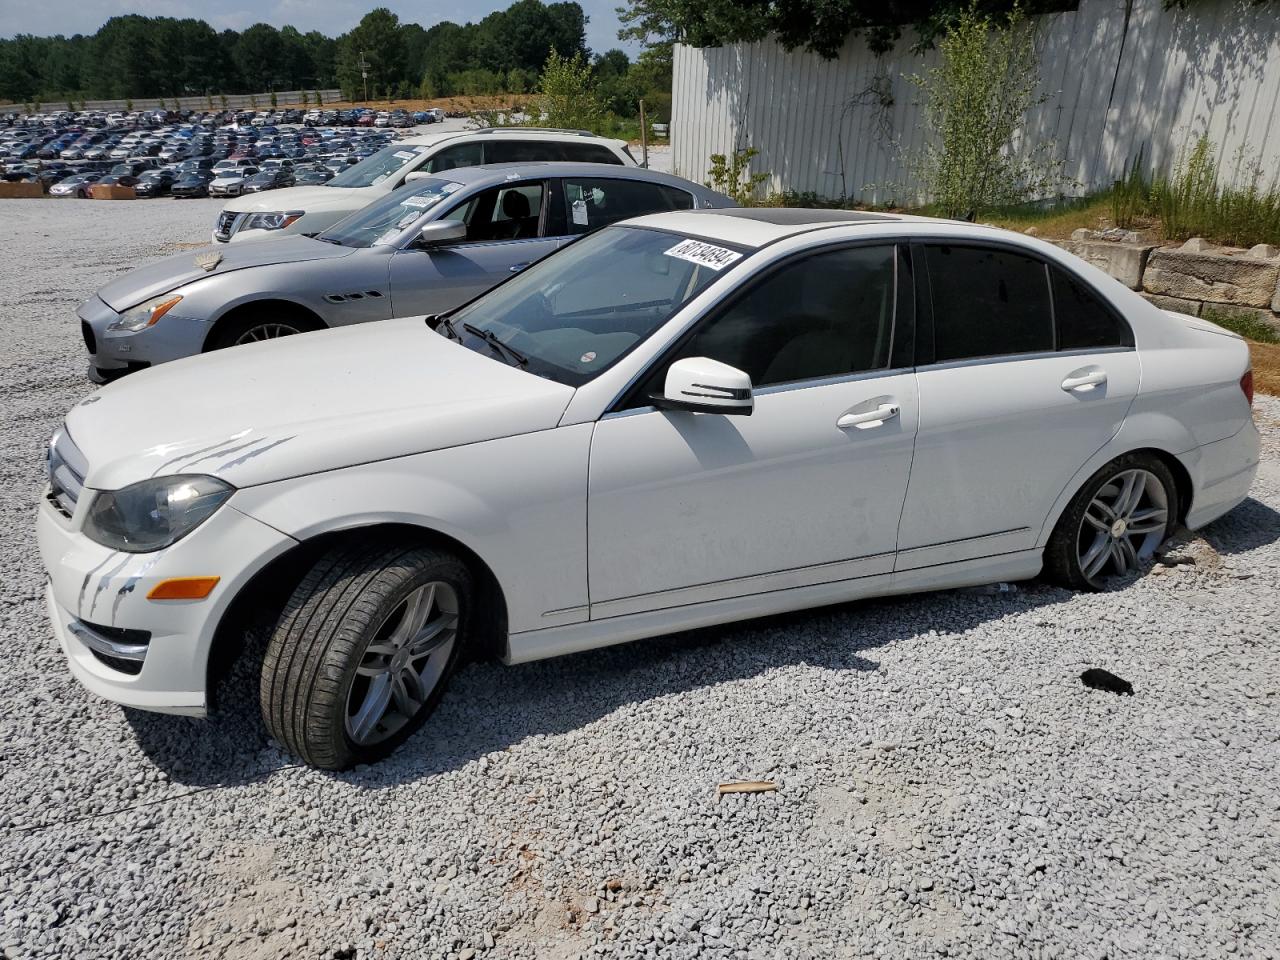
[234,322,302,345]
[344,581,459,746]
[1077,468,1169,585]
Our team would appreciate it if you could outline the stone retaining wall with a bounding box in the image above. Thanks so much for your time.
[1052,232,1280,333]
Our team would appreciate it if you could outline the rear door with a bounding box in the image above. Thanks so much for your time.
[895,242,1140,570]
[387,179,561,317]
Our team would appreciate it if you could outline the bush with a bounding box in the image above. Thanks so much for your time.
[1152,136,1280,248]
[706,148,770,205]
[909,3,1068,218]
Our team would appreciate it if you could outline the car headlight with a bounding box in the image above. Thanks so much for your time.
[83,475,234,553]
[107,294,184,334]
[243,211,304,231]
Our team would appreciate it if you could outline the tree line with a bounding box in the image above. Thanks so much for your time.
[0,0,612,103]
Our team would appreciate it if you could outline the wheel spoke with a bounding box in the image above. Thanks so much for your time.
[388,584,435,648]
[1083,507,1112,533]
[1117,536,1139,571]
[349,674,393,742]
[1081,534,1112,578]
[407,614,457,658]
[1118,471,1146,519]
[390,670,422,717]
[1126,507,1168,534]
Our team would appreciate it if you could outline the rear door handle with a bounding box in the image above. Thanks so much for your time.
[838,404,900,429]
[509,261,532,273]
[1061,370,1107,391]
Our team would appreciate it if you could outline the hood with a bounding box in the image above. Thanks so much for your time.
[222,184,369,214]
[95,235,357,312]
[64,318,575,491]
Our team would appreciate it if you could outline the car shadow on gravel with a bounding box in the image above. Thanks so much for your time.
[122,496,1280,789]
[1195,496,1280,554]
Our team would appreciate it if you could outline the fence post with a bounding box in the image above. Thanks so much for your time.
[639,98,649,169]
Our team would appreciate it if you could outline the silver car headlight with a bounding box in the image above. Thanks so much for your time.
[83,475,234,553]
[243,211,304,231]
[107,294,184,334]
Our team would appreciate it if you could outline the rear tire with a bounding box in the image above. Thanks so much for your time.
[1044,453,1179,591]
[260,539,472,770]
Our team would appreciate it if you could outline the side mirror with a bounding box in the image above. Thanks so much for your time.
[652,357,753,416]
[403,170,433,183]
[416,220,468,247]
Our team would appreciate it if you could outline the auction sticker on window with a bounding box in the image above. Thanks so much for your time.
[394,151,416,161]
[664,239,742,270]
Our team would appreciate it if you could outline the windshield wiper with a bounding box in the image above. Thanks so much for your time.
[463,322,528,368]
[434,314,461,341]
[312,235,343,245]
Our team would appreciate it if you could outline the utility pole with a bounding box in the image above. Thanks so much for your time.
[358,51,370,103]
[639,98,649,168]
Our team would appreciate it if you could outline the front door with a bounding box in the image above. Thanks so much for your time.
[588,243,919,617]
[895,243,1141,570]
[388,179,563,317]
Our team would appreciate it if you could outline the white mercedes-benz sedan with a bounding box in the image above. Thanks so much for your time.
[39,209,1260,769]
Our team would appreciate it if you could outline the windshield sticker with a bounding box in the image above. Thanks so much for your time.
[571,199,589,226]
[441,182,462,193]
[393,150,416,161]
[664,239,742,271]
[400,194,440,209]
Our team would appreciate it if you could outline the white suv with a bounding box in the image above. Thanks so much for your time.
[212,128,636,243]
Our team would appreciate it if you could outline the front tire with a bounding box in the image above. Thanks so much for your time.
[209,310,319,350]
[260,540,472,770]
[1044,453,1179,591]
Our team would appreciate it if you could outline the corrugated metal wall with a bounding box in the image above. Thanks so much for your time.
[671,0,1280,202]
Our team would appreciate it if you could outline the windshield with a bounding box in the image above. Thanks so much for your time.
[317,177,463,248]
[327,143,425,188]
[446,226,744,387]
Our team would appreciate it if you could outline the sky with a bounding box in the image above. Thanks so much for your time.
[0,0,641,55]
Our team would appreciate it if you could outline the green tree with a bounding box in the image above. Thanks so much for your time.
[336,8,404,100]
[909,4,1067,216]
[234,24,284,91]
[535,49,604,131]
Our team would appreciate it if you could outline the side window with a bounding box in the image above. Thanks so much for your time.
[925,245,1053,362]
[434,182,544,243]
[650,246,897,392]
[482,140,549,164]
[1052,266,1134,349]
[561,143,625,165]
[561,178,688,236]
[423,142,483,173]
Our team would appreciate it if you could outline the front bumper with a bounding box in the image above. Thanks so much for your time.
[39,493,297,715]
[78,295,211,381]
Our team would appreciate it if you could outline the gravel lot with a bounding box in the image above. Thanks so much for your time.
[1,198,1278,960]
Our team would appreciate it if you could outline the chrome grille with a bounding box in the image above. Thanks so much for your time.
[47,428,88,519]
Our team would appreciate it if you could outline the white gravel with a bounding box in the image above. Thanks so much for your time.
[1,197,1279,960]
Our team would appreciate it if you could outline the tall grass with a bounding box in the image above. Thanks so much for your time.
[1152,136,1280,247]
[1110,148,1150,229]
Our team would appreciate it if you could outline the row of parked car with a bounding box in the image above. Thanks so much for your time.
[0,110,410,198]
[39,124,1259,773]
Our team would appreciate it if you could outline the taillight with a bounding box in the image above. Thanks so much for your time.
[1241,369,1254,407]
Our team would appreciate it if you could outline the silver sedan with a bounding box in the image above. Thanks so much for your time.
[78,163,733,382]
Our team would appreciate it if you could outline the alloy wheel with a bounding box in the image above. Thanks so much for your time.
[344,581,459,746]
[234,322,302,345]
[1076,468,1169,585]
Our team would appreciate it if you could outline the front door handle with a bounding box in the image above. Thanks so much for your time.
[509,261,533,273]
[838,404,900,429]
[1061,369,1107,392]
